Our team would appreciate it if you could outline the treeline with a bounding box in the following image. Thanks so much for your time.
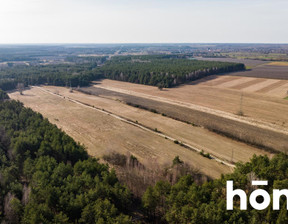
[99,55,245,88]
[0,89,8,101]
[0,98,132,223]
[0,63,103,91]
[65,56,107,65]
[142,153,288,223]
[0,55,244,92]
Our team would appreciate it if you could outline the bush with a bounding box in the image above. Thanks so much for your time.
[103,152,127,167]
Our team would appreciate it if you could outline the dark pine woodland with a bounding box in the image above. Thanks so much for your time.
[99,55,245,88]
[0,95,131,223]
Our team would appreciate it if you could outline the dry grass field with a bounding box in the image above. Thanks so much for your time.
[268,62,288,66]
[38,86,271,164]
[93,79,288,129]
[195,75,288,98]
[9,87,232,178]
[86,78,288,153]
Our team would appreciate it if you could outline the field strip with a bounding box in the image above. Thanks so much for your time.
[256,80,288,93]
[268,62,288,66]
[231,78,266,90]
[203,76,242,87]
[267,83,288,98]
[216,77,253,88]
[190,75,230,86]
[34,86,235,168]
[93,85,288,136]
[241,79,279,92]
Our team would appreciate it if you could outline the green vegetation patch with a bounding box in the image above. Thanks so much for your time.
[0,100,132,223]
[0,89,9,101]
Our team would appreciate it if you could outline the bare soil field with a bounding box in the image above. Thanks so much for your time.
[198,57,288,80]
[196,76,288,98]
[87,79,288,152]
[9,87,231,178]
[196,57,269,68]
[93,79,288,127]
[37,86,271,165]
[230,65,288,80]
[268,62,288,66]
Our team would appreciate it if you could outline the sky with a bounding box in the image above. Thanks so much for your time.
[0,0,287,44]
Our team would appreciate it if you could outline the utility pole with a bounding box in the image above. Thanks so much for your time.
[238,92,244,116]
[240,92,243,112]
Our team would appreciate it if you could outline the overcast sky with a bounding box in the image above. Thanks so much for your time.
[0,0,287,44]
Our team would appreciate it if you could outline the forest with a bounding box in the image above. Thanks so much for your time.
[0,96,131,223]
[142,153,288,223]
[0,92,288,223]
[99,55,245,88]
[0,61,104,91]
[0,55,245,92]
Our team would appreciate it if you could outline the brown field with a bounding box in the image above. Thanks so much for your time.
[268,62,288,66]
[9,87,232,178]
[196,57,269,68]
[198,57,288,80]
[196,76,288,98]
[37,86,270,164]
[230,65,288,80]
[215,77,252,88]
[231,78,266,90]
[93,79,288,128]
[87,79,288,152]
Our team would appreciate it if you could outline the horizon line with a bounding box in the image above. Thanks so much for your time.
[0,42,288,45]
